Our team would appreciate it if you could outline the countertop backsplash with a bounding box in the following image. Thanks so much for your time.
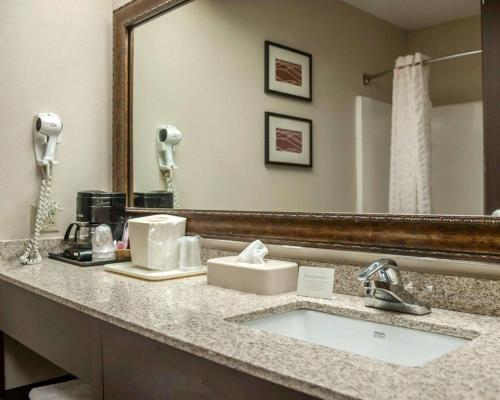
[201,247,500,317]
[0,238,66,263]
[1,240,499,317]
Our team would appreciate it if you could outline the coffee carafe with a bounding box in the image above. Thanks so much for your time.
[65,191,126,248]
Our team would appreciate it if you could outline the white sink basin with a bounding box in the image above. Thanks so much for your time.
[240,309,470,367]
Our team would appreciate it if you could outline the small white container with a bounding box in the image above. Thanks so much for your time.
[207,256,298,295]
[128,214,186,270]
[178,235,203,271]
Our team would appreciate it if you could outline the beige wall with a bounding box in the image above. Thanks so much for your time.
[0,0,113,388]
[133,0,407,212]
[408,16,482,106]
[113,0,134,10]
[0,0,113,240]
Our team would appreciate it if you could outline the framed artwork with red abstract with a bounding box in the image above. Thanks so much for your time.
[265,112,312,168]
[265,41,312,101]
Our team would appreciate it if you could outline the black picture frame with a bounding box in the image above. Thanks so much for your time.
[265,41,313,101]
[265,112,313,168]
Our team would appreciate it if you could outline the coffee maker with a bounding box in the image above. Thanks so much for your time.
[65,191,126,249]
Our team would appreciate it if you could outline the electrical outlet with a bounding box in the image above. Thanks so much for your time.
[31,202,61,233]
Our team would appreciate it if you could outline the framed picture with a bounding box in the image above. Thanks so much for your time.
[265,41,312,101]
[265,112,313,168]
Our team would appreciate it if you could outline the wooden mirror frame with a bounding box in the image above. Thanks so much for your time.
[113,0,500,263]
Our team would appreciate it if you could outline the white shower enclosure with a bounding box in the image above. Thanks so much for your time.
[355,96,483,215]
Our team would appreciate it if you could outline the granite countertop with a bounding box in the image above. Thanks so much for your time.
[1,259,500,400]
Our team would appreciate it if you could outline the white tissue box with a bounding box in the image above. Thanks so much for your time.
[128,214,186,270]
[207,256,298,295]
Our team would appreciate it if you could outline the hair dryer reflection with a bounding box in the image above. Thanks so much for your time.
[156,125,182,208]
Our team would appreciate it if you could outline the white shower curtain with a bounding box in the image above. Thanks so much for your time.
[389,53,432,214]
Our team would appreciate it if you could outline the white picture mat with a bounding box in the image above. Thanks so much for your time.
[268,45,310,97]
[268,115,311,164]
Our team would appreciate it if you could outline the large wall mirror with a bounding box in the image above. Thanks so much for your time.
[113,0,500,261]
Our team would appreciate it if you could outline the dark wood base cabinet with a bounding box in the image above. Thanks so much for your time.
[102,323,316,400]
[0,281,103,399]
[0,281,316,400]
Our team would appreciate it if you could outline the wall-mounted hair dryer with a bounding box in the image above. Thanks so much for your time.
[157,125,182,171]
[33,113,63,169]
[20,113,64,265]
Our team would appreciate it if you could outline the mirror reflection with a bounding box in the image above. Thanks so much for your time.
[132,0,483,215]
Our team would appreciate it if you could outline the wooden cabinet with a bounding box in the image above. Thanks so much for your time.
[0,281,317,400]
[0,281,103,399]
[102,323,316,400]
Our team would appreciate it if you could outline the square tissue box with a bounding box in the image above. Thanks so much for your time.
[207,256,298,295]
[128,214,186,270]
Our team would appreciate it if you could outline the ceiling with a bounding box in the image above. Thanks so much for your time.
[341,0,480,30]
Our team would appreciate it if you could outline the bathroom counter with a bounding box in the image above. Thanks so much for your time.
[1,259,500,400]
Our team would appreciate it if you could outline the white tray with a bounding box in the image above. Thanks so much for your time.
[104,262,206,281]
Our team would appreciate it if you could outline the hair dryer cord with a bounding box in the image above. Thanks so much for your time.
[19,175,61,265]
[162,169,180,209]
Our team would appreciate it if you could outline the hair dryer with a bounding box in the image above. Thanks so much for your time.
[157,125,182,171]
[20,113,63,265]
[33,113,63,168]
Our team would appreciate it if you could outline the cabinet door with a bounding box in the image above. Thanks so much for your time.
[0,281,102,398]
[102,323,317,400]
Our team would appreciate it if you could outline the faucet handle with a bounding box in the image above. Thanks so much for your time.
[358,258,401,285]
[358,259,431,315]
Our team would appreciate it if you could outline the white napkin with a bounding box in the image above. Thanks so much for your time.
[235,240,268,264]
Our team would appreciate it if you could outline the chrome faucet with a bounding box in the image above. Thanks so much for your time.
[357,259,431,315]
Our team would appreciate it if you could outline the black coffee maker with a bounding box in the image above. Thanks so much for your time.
[65,191,126,249]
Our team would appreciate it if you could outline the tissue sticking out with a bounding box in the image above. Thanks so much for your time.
[235,240,268,264]
[207,240,298,295]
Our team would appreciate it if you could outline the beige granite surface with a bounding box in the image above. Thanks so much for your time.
[0,238,65,262]
[3,242,500,316]
[1,259,500,399]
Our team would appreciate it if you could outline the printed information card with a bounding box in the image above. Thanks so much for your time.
[296,266,335,299]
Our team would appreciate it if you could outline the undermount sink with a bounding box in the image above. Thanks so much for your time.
[240,309,470,367]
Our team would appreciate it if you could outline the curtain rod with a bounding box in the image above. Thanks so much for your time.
[363,49,482,85]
